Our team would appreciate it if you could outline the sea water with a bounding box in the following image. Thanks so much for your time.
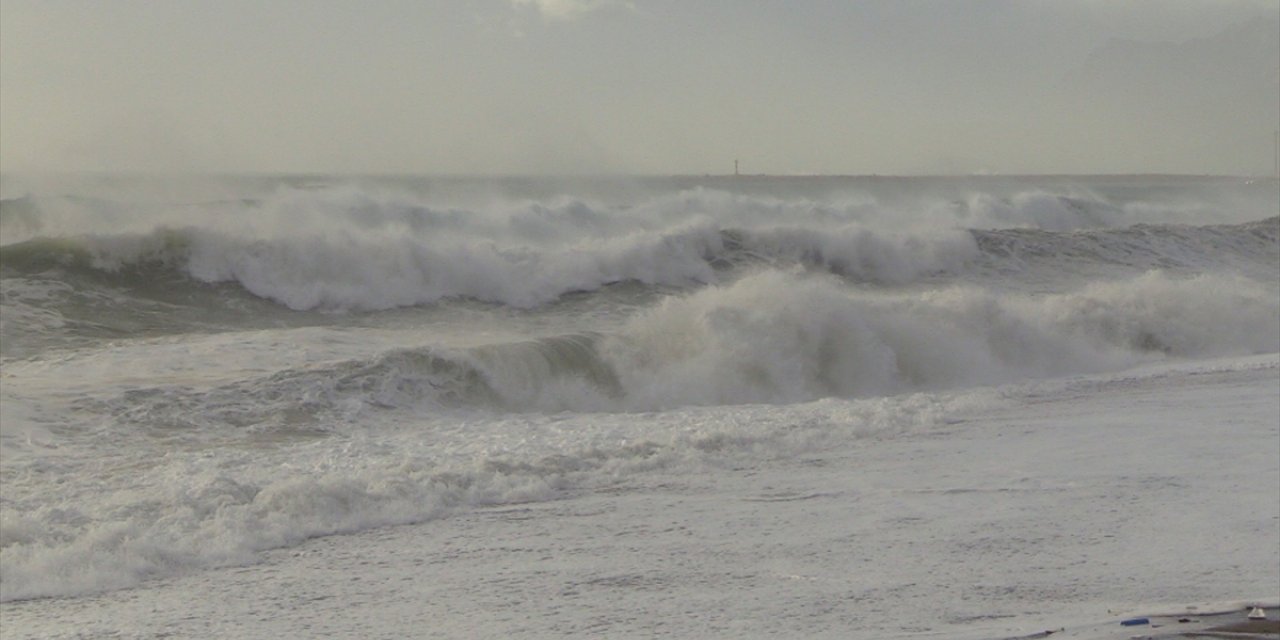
[1,175,1277,638]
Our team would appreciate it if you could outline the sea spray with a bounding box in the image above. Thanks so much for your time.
[2,175,1276,610]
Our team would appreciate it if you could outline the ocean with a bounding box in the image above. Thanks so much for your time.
[1,174,1277,639]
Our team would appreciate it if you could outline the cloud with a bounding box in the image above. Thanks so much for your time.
[511,0,630,21]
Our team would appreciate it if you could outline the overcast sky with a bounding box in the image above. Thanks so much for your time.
[2,0,1277,175]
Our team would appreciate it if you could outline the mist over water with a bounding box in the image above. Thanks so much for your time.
[3,176,1275,312]
[3,1,1279,633]
[0,174,1277,604]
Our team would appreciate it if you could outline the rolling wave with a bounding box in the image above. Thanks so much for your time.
[2,217,1274,315]
[81,269,1278,422]
[970,216,1279,279]
[3,177,1276,606]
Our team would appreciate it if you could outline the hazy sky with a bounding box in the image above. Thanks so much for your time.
[2,0,1277,175]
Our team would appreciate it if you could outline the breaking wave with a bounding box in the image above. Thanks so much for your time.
[1,216,1274,313]
[70,270,1278,422]
[5,266,1274,601]
[2,177,1277,604]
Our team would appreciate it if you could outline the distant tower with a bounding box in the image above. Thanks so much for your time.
[734,159,739,176]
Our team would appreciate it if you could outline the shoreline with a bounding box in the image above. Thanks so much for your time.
[2,357,1275,639]
[1001,605,1280,639]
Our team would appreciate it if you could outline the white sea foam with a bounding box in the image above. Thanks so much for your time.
[9,219,981,311]
[0,380,983,602]
[39,270,1273,423]
[598,270,1279,409]
[5,193,1273,311]
[3,353,1276,605]
[1,176,1275,616]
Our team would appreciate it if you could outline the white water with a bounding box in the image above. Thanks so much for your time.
[3,356,1276,639]
[0,175,1276,638]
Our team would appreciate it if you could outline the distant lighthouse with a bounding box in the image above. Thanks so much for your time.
[734,159,739,176]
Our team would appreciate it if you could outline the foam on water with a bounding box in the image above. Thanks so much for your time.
[3,353,1276,605]
[1,176,1276,610]
[0,377,983,602]
[21,269,1271,422]
[603,270,1278,408]
[2,219,967,311]
[1,187,1274,314]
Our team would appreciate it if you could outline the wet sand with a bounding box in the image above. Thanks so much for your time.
[1008,606,1280,639]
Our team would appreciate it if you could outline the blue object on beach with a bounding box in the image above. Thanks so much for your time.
[1120,618,1150,626]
